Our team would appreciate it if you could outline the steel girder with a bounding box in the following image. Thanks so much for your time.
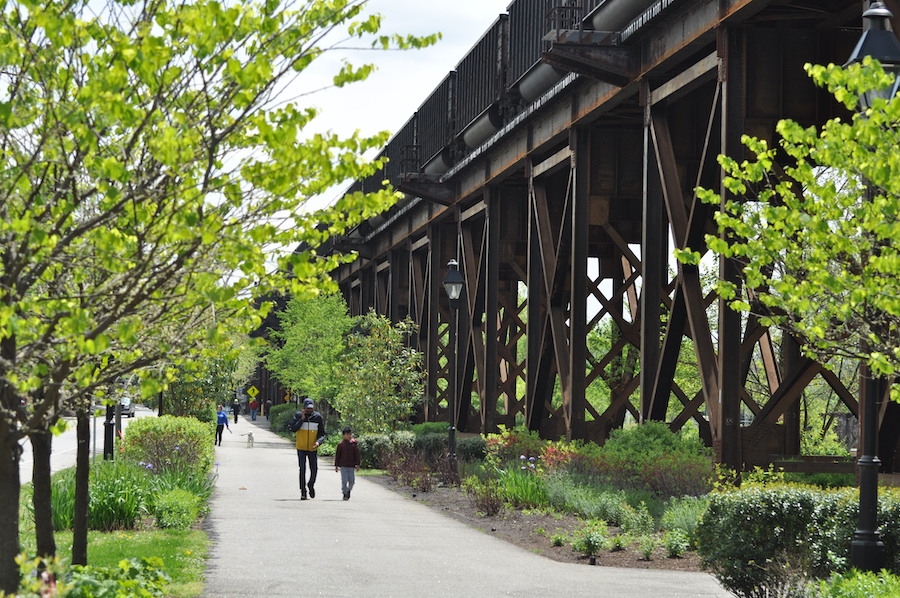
[331,1,892,473]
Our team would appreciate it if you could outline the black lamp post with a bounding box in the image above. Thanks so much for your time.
[845,1,900,572]
[442,258,465,471]
[103,404,115,460]
[846,3,900,109]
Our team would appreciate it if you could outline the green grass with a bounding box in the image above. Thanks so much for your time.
[21,529,209,597]
[357,468,386,476]
[81,529,208,597]
[20,482,208,598]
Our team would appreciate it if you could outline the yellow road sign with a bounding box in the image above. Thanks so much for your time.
[246,386,259,398]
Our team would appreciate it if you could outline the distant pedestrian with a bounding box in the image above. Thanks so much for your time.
[249,399,259,421]
[231,398,241,424]
[265,399,273,420]
[334,426,361,500]
[287,398,326,500]
[215,405,230,446]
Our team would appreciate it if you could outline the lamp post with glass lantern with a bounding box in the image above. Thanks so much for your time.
[845,1,900,572]
[442,259,465,471]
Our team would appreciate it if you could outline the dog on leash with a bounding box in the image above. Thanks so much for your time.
[241,432,254,448]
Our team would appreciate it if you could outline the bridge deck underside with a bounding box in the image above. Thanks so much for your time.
[332,1,900,473]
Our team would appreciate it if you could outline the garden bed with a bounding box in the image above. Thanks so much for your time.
[368,474,703,572]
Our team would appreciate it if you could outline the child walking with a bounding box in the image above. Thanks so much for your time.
[334,426,360,500]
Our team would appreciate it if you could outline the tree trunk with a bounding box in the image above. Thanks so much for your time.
[30,429,56,559]
[72,409,90,566]
[0,420,21,594]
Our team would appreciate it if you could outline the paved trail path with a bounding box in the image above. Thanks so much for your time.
[204,417,728,597]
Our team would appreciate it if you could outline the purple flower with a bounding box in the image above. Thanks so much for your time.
[519,455,526,460]
[174,446,180,451]
[138,461,145,467]
[145,463,153,470]
[529,457,535,462]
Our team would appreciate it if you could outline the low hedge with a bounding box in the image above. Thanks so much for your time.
[411,422,448,436]
[152,488,201,529]
[357,434,392,469]
[269,404,297,437]
[457,435,486,462]
[413,433,446,464]
[818,569,900,597]
[696,484,900,597]
[121,415,214,476]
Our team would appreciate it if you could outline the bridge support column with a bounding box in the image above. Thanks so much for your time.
[640,82,666,423]
[717,26,744,470]
[569,128,590,441]
[526,163,549,432]
[483,188,501,433]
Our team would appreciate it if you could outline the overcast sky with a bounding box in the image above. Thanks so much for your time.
[299,0,512,204]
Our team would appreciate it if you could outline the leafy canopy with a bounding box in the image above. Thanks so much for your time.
[681,58,900,388]
[0,0,437,587]
[0,0,438,429]
[266,293,354,401]
[333,311,425,434]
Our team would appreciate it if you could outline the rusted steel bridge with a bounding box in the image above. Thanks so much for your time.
[309,0,900,473]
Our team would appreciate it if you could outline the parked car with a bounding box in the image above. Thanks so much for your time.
[121,397,135,418]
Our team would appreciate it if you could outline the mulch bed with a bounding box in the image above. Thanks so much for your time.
[367,475,704,571]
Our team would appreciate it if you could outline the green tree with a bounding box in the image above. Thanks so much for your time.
[334,311,425,434]
[266,293,354,402]
[680,58,900,390]
[0,0,436,587]
[164,337,261,420]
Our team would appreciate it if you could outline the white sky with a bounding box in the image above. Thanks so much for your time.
[299,0,512,205]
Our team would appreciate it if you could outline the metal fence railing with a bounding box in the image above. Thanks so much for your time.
[417,73,456,167]
[456,15,508,134]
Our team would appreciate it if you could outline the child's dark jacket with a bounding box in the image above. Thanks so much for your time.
[334,438,361,468]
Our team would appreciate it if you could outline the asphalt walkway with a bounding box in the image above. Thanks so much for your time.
[203,415,729,597]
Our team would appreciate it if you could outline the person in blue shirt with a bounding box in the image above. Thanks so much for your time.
[215,404,231,446]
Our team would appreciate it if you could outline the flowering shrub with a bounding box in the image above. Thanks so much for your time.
[540,443,575,471]
[643,452,714,497]
[558,423,713,498]
[484,426,546,466]
[571,520,608,557]
[121,415,214,476]
[519,454,540,473]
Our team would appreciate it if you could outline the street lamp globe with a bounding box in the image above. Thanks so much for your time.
[443,259,465,307]
[845,2,900,110]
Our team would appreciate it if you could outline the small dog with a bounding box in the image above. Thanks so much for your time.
[241,432,254,448]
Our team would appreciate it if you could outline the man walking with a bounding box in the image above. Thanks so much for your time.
[288,398,326,500]
[231,398,241,424]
